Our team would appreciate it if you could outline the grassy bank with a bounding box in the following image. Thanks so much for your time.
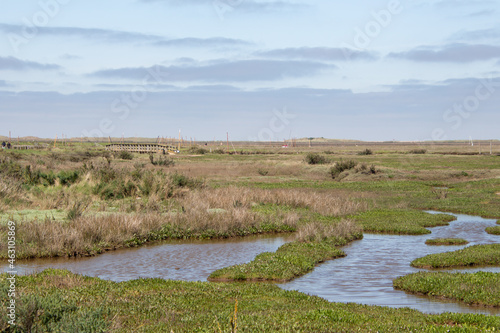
[411,244,500,269]
[209,220,362,282]
[425,238,469,246]
[351,209,456,235]
[394,272,500,307]
[1,269,500,332]
[0,211,297,259]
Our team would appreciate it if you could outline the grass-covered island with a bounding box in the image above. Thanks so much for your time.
[394,271,500,307]
[425,238,469,246]
[411,244,500,269]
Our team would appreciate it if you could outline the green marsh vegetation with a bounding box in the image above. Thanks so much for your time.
[0,141,500,330]
[209,220,362,282]
[2,269,500,332]
[394,272,500,307]
[411,244,500,269]
[351,209,456,235]
[425,238,469,246]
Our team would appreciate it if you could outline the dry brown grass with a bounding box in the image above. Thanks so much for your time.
[185,186,366,217]
[295,219,362,243]
[0,201,299,259]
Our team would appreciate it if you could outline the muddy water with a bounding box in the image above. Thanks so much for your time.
[280,212,500,315]
[4,235,290,282]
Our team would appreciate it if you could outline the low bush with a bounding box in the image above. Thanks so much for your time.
[408,149,427,154]
[188,146,208,155]
[357,148,373,155]
[329,159,357,179]
[57,170,80,186]
[305,153,328,165]
[118,151,133,160]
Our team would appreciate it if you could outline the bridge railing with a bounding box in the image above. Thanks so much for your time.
[106,143,178,154]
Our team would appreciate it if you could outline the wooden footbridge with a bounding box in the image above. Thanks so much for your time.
[106,143,179,154]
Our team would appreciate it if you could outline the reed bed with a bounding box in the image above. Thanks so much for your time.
[0,207,298,259]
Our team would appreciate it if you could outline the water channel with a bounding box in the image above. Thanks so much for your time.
[2,211,499,315]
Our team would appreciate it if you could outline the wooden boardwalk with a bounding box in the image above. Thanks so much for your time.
[106,143,179,154]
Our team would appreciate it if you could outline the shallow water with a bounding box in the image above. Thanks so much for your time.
[279,212,500,315]
[2,211,499,315]
[4,235,290,282]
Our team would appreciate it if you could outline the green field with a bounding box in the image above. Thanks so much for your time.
[1,141,500,331]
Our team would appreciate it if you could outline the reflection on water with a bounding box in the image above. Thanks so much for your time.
[279,212,500,315]
[2,211,499,315]
[4,235,290,282]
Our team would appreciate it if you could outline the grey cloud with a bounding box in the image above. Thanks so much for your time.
[0,23,250,48]
[0,23,160,43]
[139,0,308,11]
[256,47,377,61]
[434,0,495,8]
[3,77,499,141]
[388,43,500,62]
[153,37,252,47]
[467,9,495,16]
[451,28,500,42]
[60,54,81,60]
[90,60,334,82]
[0,56,61,71]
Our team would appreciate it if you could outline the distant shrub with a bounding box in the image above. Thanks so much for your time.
[305,153,328,165]
[257,169,269,176]
[57,170,80,186]
[358,149,373,155]
[118,151,133,160]
[212,148,225,154]
[149,154,175,167]
[188,146,208,155]
[329,160,357,179]
[170,173,189,187]
[409,149,427,154]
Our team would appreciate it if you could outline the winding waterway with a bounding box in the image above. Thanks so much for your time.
[280,212,500,315]
[2,211,499,315]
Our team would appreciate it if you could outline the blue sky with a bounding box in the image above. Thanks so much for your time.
[1,0,499,141]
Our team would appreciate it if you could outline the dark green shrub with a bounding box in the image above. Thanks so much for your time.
[408,149,427,154]
[329,159,357,179]
[57,170,80,186]
[118,151,133,160]
[149,154,175,167]
[171,173,189,187]
[257,169,269,176]
[212,148,225,154]
[358,148,373,155]
[305,153,327,165]
[188,146,208,154]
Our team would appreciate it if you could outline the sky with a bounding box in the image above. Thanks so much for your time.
[1,0,499,141]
